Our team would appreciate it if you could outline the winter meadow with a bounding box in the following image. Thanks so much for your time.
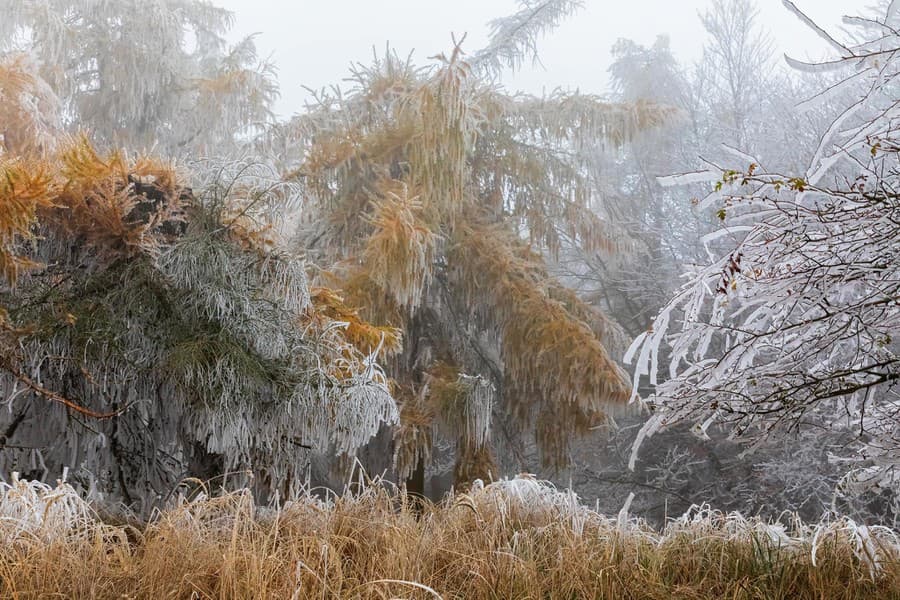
[0,0,898,597]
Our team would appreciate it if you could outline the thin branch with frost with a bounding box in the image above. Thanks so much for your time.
[471,0,583,77]
[781,1,852,57]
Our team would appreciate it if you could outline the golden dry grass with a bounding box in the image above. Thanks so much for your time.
[2,475,899,599]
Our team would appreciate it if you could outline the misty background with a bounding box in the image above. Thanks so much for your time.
[218,0,850,118]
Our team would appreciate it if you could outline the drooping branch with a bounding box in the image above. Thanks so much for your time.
[0,356,125,419]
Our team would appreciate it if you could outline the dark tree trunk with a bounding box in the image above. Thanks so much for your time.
[405,455,425,497]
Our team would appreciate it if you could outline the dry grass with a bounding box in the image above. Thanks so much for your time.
[1,474,899,599]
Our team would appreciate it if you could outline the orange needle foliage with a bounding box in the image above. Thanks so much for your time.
[274,44,669,483]
[0,158,54,284]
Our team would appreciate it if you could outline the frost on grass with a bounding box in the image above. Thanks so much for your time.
[0,472,92,545]
[75,474,900,578]
[1,472,899,599]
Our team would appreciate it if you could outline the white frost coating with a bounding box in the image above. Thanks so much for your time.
[628,412,665,470]
[627,3,900,491]
[888,0,900,28]
[656,170,721,187]
[471,476,592,534]
[0,474,92,545]
[699,226,753,246]
[719,143,759,166]
[783,55,848,74]
[472,0,584,77]
[808,94,868,166]
[691,414,717,441]
[796,67,872,113]
[617,491,635,529]
[622,331,647,366]
[458,374,495,449]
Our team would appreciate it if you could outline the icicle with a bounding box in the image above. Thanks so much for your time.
[460,374,494,449]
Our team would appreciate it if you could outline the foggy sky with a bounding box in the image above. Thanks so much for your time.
[216,0,858,119]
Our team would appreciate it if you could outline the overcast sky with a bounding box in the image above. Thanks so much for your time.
[216,0,860,119]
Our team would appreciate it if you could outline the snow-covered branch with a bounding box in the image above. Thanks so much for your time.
[629,4,900,495]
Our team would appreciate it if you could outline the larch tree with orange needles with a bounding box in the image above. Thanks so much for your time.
[264,0,673,490]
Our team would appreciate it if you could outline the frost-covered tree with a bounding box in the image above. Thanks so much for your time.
[0,0,277,156]
[0,1,408,510]
[696,0,774,151]
[0,68,397,513]
[0,53,61,157]
[627,2,900,503]
[0,137,397,511]
[262,0,672,490]
[543,0,898,524]
[566,36,702,340]
[571,0,804,346]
